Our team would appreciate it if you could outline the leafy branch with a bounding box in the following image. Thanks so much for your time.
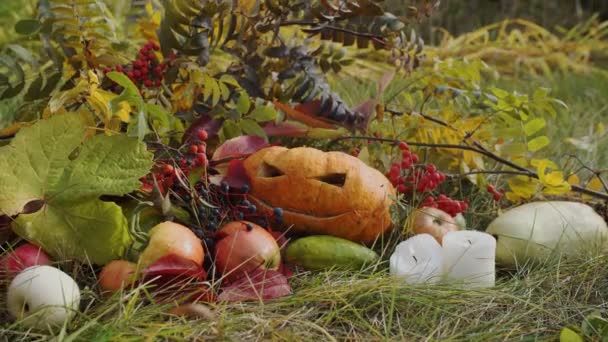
[331,135,608,201]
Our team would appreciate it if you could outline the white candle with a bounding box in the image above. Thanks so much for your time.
[442,231,496,288]
[389,234,443,284]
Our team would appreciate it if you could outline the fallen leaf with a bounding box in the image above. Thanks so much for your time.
[212,135,269,162]
[218,269,292,302]
[221,159,251,189]
[142,254,207,282]
[141,254,214,303]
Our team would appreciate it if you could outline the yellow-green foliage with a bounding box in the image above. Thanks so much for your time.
[427,17,608,78]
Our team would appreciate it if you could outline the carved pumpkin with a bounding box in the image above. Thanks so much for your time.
[243,146,395,244]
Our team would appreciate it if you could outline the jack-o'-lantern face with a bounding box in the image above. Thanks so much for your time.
[243,146,395,244]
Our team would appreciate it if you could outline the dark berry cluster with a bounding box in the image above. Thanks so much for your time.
[386,141,468,217]
[103,41,173,93]
[140,128,284,239]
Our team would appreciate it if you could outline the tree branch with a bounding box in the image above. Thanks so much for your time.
[330,135,608,201]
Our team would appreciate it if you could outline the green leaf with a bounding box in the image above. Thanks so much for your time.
[0,113,154,264]
[248,105,277,122]
[219,74,240,88]
[236,91,250,114]
[240,119,267,138]
[107,71,140,97]
[559,328,584,342]
[528,136,550,152]
[12,201,131,265]
[523,118,546,136]
[15,19,41,35]
[222,120,242,140]
[582,313,608,338]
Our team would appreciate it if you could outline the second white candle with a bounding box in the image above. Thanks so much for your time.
[442,231,496,289]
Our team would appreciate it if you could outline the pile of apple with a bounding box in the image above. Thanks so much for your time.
[2,219,286,330]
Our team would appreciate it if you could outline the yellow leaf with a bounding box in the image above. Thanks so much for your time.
[531,158,558,169]
[567,174,580,186]
[507,176,538,201]
[86,89,113,121]
[536,159,571,195]
[587,176,604,192]
[115,101,131,123]
[596,123,605,136]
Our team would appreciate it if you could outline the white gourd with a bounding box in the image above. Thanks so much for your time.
[486,201,608,267]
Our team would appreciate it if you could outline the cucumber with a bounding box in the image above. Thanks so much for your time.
[285,235,379,271]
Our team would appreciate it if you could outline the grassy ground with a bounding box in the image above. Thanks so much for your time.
[1,72,607,341]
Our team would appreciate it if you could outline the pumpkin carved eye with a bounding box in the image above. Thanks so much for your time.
[316,173,347,187]
[259,162,284,178]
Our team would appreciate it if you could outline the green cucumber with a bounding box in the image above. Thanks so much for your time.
[285,235,379,271]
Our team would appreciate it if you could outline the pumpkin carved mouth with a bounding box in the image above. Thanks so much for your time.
[248,194,354,220]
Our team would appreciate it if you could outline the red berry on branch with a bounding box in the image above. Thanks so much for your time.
[397,184,408,193]
[148,52,156,60]
[144,79,152,87]
[426,164,437,173]
[197,129,209,141]
[190,145,199,154]
[411,154,419,163]
[398,141,409,151]
[162,164,174,175]
[126,71,134,78]
[103,67,112,73]
[196,153,208,166]
[134,70,142,78]
[116,65,123,72]
[155,80,162,87]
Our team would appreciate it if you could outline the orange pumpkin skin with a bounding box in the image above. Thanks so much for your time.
[243,146,396,244]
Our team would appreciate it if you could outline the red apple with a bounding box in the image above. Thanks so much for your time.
[138,222,204,268]
[98,260,137,294]
[214,221,280,282]
[411,207,459,244]
[1,243,52,282]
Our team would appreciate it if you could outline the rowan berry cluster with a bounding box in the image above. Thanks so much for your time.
[103,41,173,92]
[386,141,468,217]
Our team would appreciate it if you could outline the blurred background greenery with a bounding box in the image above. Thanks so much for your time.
[2,1,608,36]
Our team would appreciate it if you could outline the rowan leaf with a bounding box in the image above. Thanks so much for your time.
[528,136,550,152]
